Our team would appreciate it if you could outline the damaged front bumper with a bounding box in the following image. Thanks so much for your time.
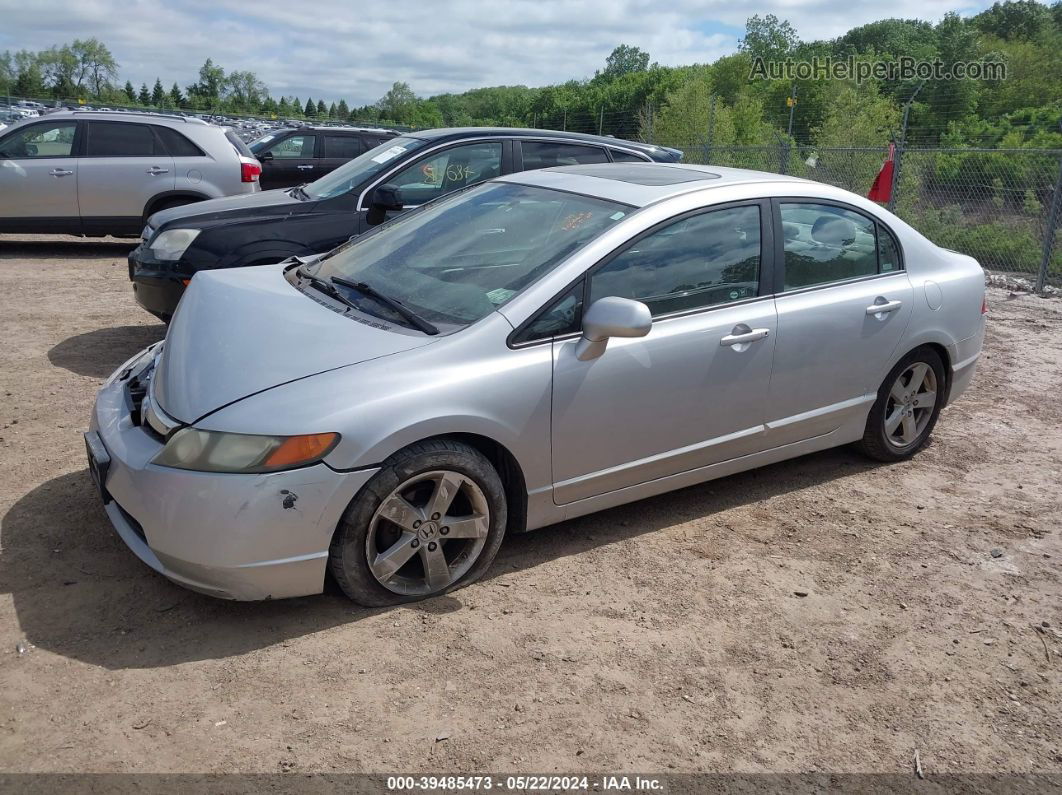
[88,346,378,600]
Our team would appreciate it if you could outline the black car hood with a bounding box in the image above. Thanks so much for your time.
[148,188,308,230]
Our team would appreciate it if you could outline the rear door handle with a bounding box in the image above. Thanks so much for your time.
[866,299,902,316]
[146,167,169,175]
[49,169,73,177]
[297,164,315,170]
[720,328,770,347]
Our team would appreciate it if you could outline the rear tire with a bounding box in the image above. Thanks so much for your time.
[858,346,946,462]
[329,439,507,607]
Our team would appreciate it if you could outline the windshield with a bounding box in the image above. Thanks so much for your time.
[303,136,427,200]
[309,181,631,329]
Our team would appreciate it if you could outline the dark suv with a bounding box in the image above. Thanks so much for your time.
[129,127,682,320]
[249,125,397,189]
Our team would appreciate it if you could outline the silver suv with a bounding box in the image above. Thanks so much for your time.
[0,110,261,236]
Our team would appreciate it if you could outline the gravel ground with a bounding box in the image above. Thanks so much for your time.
[0,235,1059,776]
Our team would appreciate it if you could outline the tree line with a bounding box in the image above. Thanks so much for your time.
[2,1,1060,150]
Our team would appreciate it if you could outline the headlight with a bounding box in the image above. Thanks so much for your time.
[150,229,201,261]
[152,429,339,473]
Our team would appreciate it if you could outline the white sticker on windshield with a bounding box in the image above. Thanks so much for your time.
[371,145,408,164]
[610,211,626,220]
[486,287,516,305]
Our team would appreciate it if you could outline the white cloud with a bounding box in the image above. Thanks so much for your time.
[0,0,992,105]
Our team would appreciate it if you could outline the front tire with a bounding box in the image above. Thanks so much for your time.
[329,439,507,606]
[858,347,946,462]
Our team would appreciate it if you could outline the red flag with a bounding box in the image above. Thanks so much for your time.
[868,142,896,203]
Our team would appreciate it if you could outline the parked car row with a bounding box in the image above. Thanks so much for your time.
[1,105,986,608]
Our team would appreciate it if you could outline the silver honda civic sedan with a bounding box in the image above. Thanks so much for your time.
[86,163,986,604]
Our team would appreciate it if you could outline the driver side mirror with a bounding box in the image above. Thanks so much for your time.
[366,183,404,226]
[575,296,652,361]
[258,151,274,162]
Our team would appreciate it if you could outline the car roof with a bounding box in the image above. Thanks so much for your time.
[288,125,397,134]
[406,126,671,156]
[18,109,213,127]
[496,163,812,207]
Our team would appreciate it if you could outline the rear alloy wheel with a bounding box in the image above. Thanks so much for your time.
[858,347,946,462]
[329,440,507,606]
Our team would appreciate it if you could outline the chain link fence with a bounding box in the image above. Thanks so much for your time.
[659,142,1062,290]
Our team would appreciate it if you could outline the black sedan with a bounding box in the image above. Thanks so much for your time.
[127,127,682,321]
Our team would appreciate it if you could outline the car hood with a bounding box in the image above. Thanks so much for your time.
[154,263,436,422]
[148,188,306,230]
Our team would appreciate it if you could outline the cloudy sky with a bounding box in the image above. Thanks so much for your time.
[1,0,993,106]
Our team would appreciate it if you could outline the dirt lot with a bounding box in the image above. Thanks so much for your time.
[0,234,1059,776]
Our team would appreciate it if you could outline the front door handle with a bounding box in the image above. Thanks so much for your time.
[49,169,73,177]
[146,167,169,175]
[720,327,770,347]
[866,298,903,316]
[297,164,315,170]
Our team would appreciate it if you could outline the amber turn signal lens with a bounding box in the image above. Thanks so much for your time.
[182,278,191,286]
[262,433,339,469]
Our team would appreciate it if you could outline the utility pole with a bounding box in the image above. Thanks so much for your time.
[598,106,604,136]
[888,81,925,213]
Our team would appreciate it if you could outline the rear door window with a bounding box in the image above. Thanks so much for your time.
[609,149,649,162]
[85,122,158,157]
[322,135,364,159]
[779,203,887,290]
[521,141,609,169]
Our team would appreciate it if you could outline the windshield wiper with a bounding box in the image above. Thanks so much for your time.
[331,275,439,335]
[298,271,359,312]
[288,184,310,201]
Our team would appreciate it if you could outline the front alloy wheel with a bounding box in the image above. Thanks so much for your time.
[366,470,490,597]
[329,439,507,606]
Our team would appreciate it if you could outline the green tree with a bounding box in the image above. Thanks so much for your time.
[304,97,316,116]
[151,77,165,106]
[69,38,118,96]
[226,70,268,110]
[169,82,184,107]
[316,98,326,116]
[278,96,291,116]
[597,44,650,80]
[123,80,136,103]
[137,82,150,105]
[973,0,1052,40]
[375,81,418,122]
[187,57,224,106]
[328,101,337,118]
[337,99,349,118]
[740,14,800,61]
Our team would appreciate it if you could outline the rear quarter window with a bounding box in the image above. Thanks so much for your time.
[224,129,253,158]
[155,126,204,157]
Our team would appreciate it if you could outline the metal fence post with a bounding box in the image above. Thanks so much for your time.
[704,96,716,165]
[1036,153,1062,293]
[887,142,904,213]
[779,139,790,175]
